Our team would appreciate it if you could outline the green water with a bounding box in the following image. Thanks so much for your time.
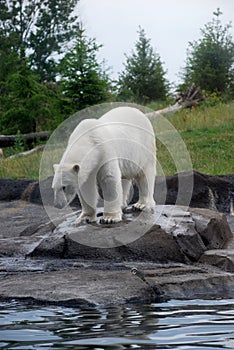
[0,298,234,349]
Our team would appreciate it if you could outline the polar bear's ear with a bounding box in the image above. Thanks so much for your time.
[53,164,59,172]
[72,164,80,174]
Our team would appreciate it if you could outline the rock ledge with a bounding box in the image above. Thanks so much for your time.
[0,200,234,305]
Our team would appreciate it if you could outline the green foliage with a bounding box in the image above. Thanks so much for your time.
[200,91,224,108]
[118,27,169,104]
[0,0,79,82]
[0,63,62,134]
[13,130,28,153]
[180,125,234,175]
[59,28,111,112]
[181,8,234,98]
[0,0,80,134]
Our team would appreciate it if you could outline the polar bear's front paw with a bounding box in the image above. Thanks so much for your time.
[100,212,122,224]
[132,202,146,211]
[132,202,155,212]
[75,212,96,225]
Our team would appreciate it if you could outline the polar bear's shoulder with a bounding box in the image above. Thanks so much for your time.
[68,118,98,144]
[75,118,98,133]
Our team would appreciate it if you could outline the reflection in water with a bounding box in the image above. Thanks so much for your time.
[0,299,234,349]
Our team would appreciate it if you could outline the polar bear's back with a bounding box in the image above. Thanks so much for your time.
[99,107,153,134]
[99,107,156,176]
[64,107,155,171]
[100,106,155,148]
[69,107,154,144]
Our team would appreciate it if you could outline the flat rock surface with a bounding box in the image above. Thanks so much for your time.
[1,258,234,305]
[0,199,234,305]
[0,200,50,238]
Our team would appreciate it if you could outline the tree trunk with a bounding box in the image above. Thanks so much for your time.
[146,102,183,118]
[146,83,204,118]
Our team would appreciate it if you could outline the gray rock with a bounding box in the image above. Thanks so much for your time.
[1,171,234,214]
[0,178,35,201]
[190,208,232,249]
[0,200,50,239]
[0,199,234,305]
[0,260,234,305]
[199,249,234,272]
[30,205,232,263]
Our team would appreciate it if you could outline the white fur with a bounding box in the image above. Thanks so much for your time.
[52,106,156,224]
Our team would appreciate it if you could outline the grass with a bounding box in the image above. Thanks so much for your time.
[0,152,41,179]
[0,101,233,179]
[156,101,234,175]
[180,125,233,174]
[168,101,234,131]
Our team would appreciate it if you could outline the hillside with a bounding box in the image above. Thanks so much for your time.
[0,101,233,179]
[156,101,234,175]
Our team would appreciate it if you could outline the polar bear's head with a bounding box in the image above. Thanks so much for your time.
[52,163,79,209]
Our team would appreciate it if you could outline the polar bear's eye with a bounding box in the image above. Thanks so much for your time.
[62,186,66,191]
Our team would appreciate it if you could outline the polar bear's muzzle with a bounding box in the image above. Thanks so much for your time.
[53,185,76,209]
[53,186,68,209]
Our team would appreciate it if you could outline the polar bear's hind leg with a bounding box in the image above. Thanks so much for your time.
[121,179,132,209]
[132,166,155,211]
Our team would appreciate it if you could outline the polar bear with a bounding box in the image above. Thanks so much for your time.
[52,106,156,224]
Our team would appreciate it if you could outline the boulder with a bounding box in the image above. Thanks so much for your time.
[199,249,234,272]
[16,205,233,263]
[0,200,233,304]
[0,178,35,201]
[156,171,234,214]
[1,171,233,215]
[190,208,232,249]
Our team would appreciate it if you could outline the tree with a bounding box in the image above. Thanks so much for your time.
[0,0,80,82]
[59,27,111,112]
[0,62,62,134]
[181,9,234,98]
[118,27,169,104]
[0,0,79,134]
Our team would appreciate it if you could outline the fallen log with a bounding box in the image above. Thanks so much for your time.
[146,83,204,118]
[7,145,44,159]
[0,131,50,148]
[0,84,203,147]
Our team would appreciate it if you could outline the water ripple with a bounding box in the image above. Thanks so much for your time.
[0,299,234,349]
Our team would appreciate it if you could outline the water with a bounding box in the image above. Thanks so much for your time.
[0,299,234,349]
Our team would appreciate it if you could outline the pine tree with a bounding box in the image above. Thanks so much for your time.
[0,0,80,82]
[181,8,234,98]
[59,27,110,112]
[0,0,79,133]
[0,61,62,134]
[118,27,169,104]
